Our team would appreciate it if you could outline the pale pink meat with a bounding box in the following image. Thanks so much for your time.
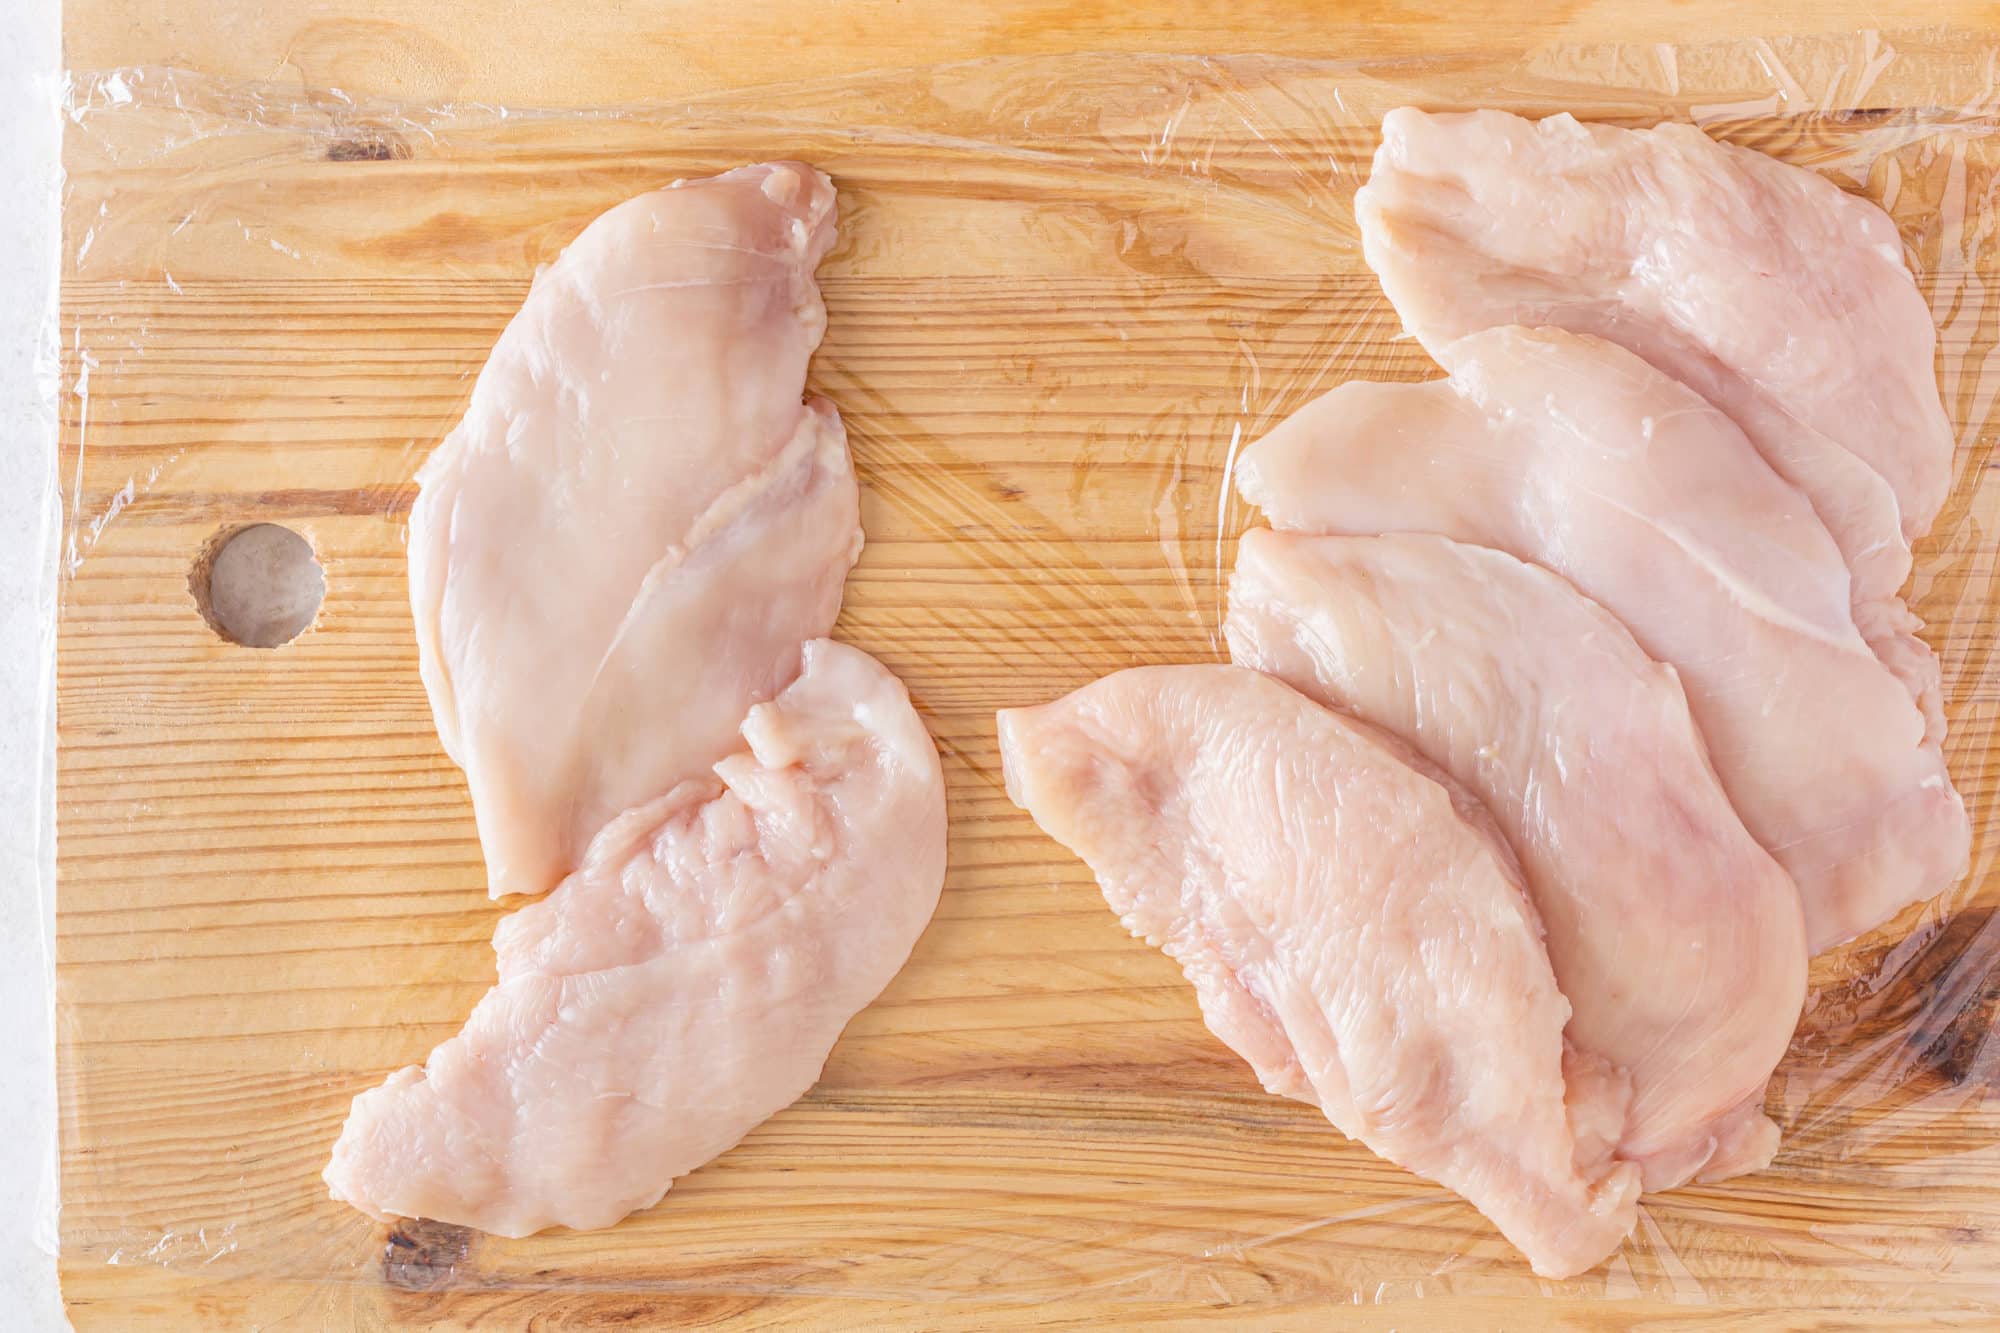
[1227,533,1808,1191]
[408,162,860,901]
[1236,325,1967,950]
[332,168,949,1236]
[1356,107,1955,732]
[998,664,1641,1279]
[327,641,946,1236]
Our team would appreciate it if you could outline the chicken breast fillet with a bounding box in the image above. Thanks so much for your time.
[1237,326,1968,951]
[327,640,947,1236]
[997,664,1641,1279]
[1227,533,1808,1191]
[333,168,949,1236]
[408,162,860,901]
[1356,107,1955,732]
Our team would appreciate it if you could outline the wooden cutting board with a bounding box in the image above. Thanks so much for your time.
[55,4,2000,1328]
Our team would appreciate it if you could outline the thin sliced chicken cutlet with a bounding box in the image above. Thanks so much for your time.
[1237,325,1967,951]
[332,168,949,1237]
[1358,107,1953,736]
[327,640,946,1236]
[408,161,860,902]
[998,664,1641,1280]
[1228,532,1808,1192]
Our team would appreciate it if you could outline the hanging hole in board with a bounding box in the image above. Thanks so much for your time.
[191,523,326,648]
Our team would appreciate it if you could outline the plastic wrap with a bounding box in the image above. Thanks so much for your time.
[54,29,2000,1320]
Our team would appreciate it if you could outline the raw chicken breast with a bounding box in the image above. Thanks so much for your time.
[997,664,1641,1279]
[326,640,947,1236]
[409,162,860,900]
[1237,326,1968,951]
[1357,107,1954,729]
[1227,533,1807,1190]
[332,167,949,1236]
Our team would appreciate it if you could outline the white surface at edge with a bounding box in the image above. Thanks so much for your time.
[3,0,64,1324]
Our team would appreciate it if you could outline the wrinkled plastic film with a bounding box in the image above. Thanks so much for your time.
[55,32,2000,1313]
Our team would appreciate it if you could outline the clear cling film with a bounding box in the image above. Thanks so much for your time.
[53,30,2000,1320]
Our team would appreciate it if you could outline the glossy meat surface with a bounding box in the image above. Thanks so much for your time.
[1237,326,1968,950]
[998,664,1641,1278]
[1357,107,1955,729]
[326,641,947,1236]
[1227,533,1807,1190]
[408,162,860,900]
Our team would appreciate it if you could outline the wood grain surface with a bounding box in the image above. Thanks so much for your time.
[54,7,2000,1329]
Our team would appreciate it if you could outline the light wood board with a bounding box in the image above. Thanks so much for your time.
[55,7,2000,1328]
